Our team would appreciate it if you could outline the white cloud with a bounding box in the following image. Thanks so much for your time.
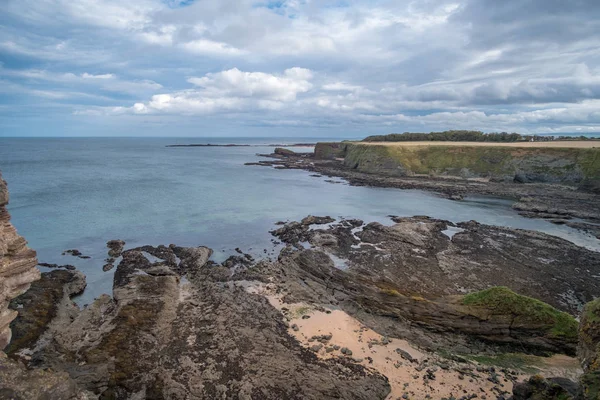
[180,39,246,56]
[2,0,600,136]
[0,67,162,95]
[187,67,313,102]
[138,25,177,46]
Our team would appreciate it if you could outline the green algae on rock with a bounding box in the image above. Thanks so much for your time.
[462,287,579,340]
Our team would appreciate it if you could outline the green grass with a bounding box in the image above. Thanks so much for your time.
[341,143,600,182]
[582,298,600,324]
[462,287,578,339]
[292,306,312,318]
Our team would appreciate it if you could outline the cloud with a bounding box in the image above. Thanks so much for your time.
[1,0,600,136]
[187,67,312,101]
[180,39,247,56]
[110,67,313,115]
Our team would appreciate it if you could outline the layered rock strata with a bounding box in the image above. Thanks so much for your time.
[0,172,39,349]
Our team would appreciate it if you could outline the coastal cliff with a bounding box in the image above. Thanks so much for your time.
[314,142,600,192]
[0,172,39,349]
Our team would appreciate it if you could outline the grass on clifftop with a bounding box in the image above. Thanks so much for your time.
[462,287,578,339]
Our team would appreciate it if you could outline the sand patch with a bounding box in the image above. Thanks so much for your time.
[243,281,581,400]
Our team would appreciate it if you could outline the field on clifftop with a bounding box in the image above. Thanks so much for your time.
[357,140,600,148]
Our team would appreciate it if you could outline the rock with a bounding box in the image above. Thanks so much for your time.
[341,347,353,356]
[301,215,335,226]
[21,244,390,399]
[274,147,297,156]
[102,263,114,272]
[0,172,40,350]
[579,298,600,399]
[291,323,299,331]
[396,349,415,362]
[6,269,86,357]
[106,239,125,258]
[0,352,91,399]
[38,262,76,271]
[310,344,323,352]
[512,375,577,399]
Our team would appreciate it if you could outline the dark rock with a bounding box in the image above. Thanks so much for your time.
[310,344,323,352]
[396,349,415,362]
[38,263,76,271]
[6,270,86,357]
[301,215,335,226]
[512,375,577,399]
[274,147,297,156]
[106,239,125,258]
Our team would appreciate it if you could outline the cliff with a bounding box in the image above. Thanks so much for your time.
[314,142,600,192]
[579,298,600,399]
[0,172,40,349]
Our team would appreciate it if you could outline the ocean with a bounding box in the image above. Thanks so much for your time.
[1,137,598,304]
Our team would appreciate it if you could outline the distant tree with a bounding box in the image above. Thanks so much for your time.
[363,130,527,142]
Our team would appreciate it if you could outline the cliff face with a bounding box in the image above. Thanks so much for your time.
[0,172,39,349]
[579,298,600,399]
[314,142,600,192]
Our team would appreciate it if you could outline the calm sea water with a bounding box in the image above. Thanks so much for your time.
[1,137,598,304]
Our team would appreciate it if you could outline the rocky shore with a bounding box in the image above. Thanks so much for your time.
[246,148,600,223]
[1,161,600,399]
[1,217,599,398]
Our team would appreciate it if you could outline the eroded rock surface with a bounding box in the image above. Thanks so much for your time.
[0,172,39,350]
[271,216,600,316]
[20,245,390,399]
[6,269,86,358]
[579,298,600,399]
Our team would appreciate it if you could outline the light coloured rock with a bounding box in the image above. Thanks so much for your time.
[0,172,39,349]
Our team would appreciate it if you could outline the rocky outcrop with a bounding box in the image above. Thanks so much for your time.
[19,245,390,399]
[273,147,296,156]
[314,142,348,159]
[579,298,600,399]
[0,172,39,350]
[271,216,600,316]
[313,142,600,192]
[106,239,125,258]
[0,352,92,399]
[511,375,579,399]
[6,269,86,358]
[254,147,600,221]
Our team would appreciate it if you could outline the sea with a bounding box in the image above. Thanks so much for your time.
[1,137,599,305]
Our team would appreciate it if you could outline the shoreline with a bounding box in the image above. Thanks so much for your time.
[6,214,596,398]
[249,150,600,225]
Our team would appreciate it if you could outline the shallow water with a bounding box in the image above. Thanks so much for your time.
[1,137,598,305]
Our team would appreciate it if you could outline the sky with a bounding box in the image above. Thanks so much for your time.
[1,0,600,137]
